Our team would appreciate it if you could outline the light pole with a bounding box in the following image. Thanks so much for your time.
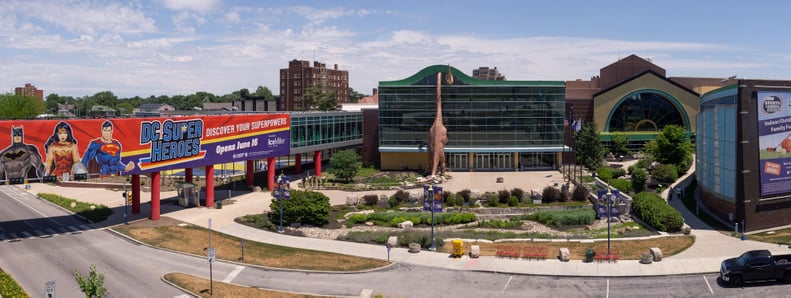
[606,187,613,257]
[428,184,436,251]
[275,173,290,233]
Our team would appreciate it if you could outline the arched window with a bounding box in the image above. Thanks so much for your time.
[608,92,685,132]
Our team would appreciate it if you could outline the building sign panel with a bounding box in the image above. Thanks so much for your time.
[757,91,791,197]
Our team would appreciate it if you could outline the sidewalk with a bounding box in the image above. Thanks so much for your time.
[19,171,791,277]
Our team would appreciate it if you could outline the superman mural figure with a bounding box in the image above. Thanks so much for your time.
[0,126,45,181]
[82,120,135,176]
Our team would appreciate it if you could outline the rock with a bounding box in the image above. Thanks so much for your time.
[408,242,421,253]
[397,220,414,229]
[388,236,398,247]
[650,247,663,261]
[365,221,374,226]
[559,248,570,262]
[346,195,359,206]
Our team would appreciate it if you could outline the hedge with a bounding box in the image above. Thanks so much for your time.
[631,192,684,232]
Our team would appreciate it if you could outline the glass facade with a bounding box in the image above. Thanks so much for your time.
[608,91,686,132]
[378,65,565,170]
[290,112,362,148]
[696,85,737,202]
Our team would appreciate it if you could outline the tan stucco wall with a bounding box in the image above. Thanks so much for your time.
[380,152,430,171]
[592,74,700,133]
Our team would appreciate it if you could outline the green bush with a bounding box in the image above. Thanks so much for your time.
[388,197,399,209]
[497,190,511,204]
[508,196,519,207]
[510,188,525,201]
[38,193,112,223]
[607,179,632,193]
[362,194,379,206]
[541,186,561,203]
[238,214,277,231]
[612,168,627,179]
[652,163,679,183]
[572,186,590,202]
[631,167,647,193]
[391,190,410,204]
[455,195,466,207]
[268,190,330,227]
[457,189,472,203]
[526,208,596,227]
[477,219,523,229]
[632,192,684,232]
[596,167,614,181]
[344,211,476,227]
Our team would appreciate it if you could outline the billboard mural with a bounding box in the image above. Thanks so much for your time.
[758,91,791,197]
[0,114,290,182]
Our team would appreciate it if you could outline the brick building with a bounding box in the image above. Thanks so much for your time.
[15,83,44,103]
[279,60,349,111]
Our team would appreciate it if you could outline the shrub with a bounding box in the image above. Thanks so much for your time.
[631,167,647,193]
[596,167,614,181]
[607,179,632,193]
[541,186,561,203]
[560,189,571,202]
[388,197,399,209]
[268,190,330,227]
[612,168,627,179]
[510,188,525,201]
[526,208,596,227]
[457,189,472,203]
[572,186,590,202]
[392,190,410,204]
[444,194,455,207]
[363,194,379,206]
[652,163,679,183]
[455,195,466,207]
[508,196,519,207]
[497,190,511,204]
[631,192,684,232]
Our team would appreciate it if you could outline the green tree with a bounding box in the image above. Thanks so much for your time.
[90,91,118,107]
[45,93,65,114]
[631,167,648,193]
[644,125,694,170]
[575,122,604,171]
[73,264,107,298]
[254,86,274,99]
[348,87,365,103]
[0,94,46,119]
[610,132,630,156]
[268,190,330,227]
[328,149,361,182]
[302,83,338,111]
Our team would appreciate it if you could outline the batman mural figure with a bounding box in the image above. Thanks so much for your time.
[0,126,46,181]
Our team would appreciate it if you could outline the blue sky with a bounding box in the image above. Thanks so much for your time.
[2,0,791,98]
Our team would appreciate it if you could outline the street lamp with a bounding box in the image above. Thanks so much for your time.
[428,184,436,251]
[606,187,613,257]
[275,173,290,233]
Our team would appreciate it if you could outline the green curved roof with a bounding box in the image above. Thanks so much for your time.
[378,65,564,87]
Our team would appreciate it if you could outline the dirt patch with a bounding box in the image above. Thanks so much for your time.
[125,216,186,229]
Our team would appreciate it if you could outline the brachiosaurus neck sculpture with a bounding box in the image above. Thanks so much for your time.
[428,69,452,178]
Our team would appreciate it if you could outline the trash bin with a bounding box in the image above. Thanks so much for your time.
[216,200,223,209]
[584,248,595,263]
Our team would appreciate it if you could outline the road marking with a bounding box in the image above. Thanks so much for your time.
[223,265,245,283]
[703,275,713,294]
[463,258,478,270]
[8,232,19,240]
[606,279,610,298]
[33,230,44,236]
[501,275,513,293]
[67,226,80,232]
[0,234,6,241]
[22,231,33,238]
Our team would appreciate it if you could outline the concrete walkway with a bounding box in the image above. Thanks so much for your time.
[18,170,791,277]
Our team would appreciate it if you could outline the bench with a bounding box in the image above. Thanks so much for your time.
[495,245,521,258]
[522,247,548,260]
[594,248,619,262]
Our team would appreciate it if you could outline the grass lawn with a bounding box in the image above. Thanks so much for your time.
[112,218,389,271]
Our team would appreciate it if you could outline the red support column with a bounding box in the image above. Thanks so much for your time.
[185,168,193,183]
[267,157,276,191]
[150,172,160,220]
[205,166,215,208]
[132,174,141,214]
[295,154,302,174]
[246,160,254,187]
[314,150,322,176]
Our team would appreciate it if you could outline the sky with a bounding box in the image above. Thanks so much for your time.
[3,0,791,98]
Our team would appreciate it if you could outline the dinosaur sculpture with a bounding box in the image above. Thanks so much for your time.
[428,69,452,178]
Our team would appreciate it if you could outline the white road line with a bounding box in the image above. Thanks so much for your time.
[501,275,513,293]
[703,275,714,294]
[22,231,33,238]
[606,279,610,298]
[222,265,246,283]
[67,226,80,232]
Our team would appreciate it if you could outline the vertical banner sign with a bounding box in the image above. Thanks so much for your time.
[422,185,443,212]
[596,189,620,219]
[757,91,791,197]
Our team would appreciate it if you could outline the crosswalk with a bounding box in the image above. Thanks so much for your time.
[0,224,92,242]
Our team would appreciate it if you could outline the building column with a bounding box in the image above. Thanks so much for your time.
[150,172,160,220]
[295,154,302,174]
[314,150,322,176]
[513,152,519,171]
[205,166,214,208]
[246,160,254,187]
[131,174,141,214]
[184,168,193,183]
[267,157,276,191]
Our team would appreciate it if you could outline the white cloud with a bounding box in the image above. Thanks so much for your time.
[162,0,220,12]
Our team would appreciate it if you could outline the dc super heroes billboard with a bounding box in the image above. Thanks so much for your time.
[758,90,791,197]
[0,114,289,181]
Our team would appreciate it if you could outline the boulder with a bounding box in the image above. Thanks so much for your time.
[387,236,398,248]
[346,195,359,206]
[559,247,570,262]
[397,220,414,229]
[408,242,421,253]
[650,247,663,262]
